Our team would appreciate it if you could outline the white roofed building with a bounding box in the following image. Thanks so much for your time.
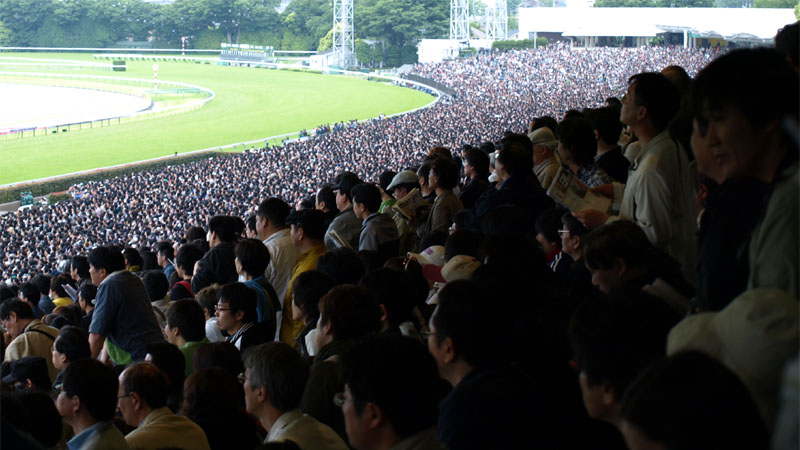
[517,7,796,47]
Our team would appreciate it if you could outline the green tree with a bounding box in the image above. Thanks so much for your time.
[355,38,373,65]
[318,28,334,51]
[0,21,10,45]
[753,0,795,7]
[0,0,56,45]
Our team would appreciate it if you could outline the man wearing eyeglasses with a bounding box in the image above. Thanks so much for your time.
[117,362,210,450]
[214,282,271,352]
[242,342,347,449]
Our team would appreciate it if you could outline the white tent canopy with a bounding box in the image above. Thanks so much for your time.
[518,7,796,43]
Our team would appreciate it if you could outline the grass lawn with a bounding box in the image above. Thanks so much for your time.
[0,53,434,184]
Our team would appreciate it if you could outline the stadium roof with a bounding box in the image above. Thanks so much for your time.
[518,7,796,42]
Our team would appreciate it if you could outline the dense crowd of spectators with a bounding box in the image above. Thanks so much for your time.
[0,44,717,283]
[1,25,799,450]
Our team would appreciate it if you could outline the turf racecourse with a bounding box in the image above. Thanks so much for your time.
[0,53,434,185]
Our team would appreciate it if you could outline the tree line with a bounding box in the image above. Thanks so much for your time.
[0,0,448,66]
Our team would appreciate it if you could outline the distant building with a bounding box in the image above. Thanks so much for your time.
[517,7,796,47]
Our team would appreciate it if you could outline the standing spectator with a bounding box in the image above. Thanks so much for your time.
[156,241,176,286]
[87,246,164,364]
[351,182,400,268]
[417,158,463,243]
[556,118,614,188]
[458,148,490,210]
[530,127,561,191]
[236,238,280,336]
[257,198,300,339]
[575,73,697,287]
[280,209,328,346]
[325,171,364,250]
[192,216,239,293]
[70,255,91,288]
[196,286,225,343]
[32,274,54,316]
[17,281,45,319]
[169,243,204,300]
[587,107,630,183]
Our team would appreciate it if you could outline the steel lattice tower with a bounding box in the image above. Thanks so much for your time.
[333,0,355,68]
[450,0,469,41]
[485,0,508,41]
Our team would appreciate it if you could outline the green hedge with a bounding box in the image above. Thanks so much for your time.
[0,152,225,205]
[491,38,548,51]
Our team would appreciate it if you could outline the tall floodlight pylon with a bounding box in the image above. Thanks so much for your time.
[333,0,355,68]
[450,0,469,41]
[485,0,508,41]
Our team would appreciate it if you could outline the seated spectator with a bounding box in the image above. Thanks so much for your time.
[192,215,239,293]
[2,356,51,392]
[583,220,694,303]
[51,325,90,392]
[164,299,210,376]
[56,359,128,450]
[620,352,768,450]
[586,107,630,183]
[377,170,398,213]
[556,118,613,188]
[314,184,338,227]
[169,243,204,301]
[192,341,243,380]
[1,300,59,382]
[144,341,186,414]
[118,362,211,450]
[325,171,363,251]
[667,288,799,429]
[87,246,163,364]
[70,255,91,288]
[215,282,271,351]
[32,274,54,316]
[49,273,76,308]
[290,270,336,358]
[530,127,561,191]
[155,241,176,286]
[181,368,261,450]
[123,247,143,272]
[236,238,280,335]
[359,268,422,339]
[560,212,595,300]
[569,294,682,433]
[316,248,367,286]
[18,281,45,319]
[77,283,97,333]
[339,334,447,449]
[141,270,169,316]
[428,279,558,449]
[243,342,347,449]
[13,390,63,448]
[195,285,225,343]
[351,182,400,269]
[301,285,383,442]
[535,206,572,286]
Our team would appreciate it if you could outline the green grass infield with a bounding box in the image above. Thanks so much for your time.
[0,53,434,185]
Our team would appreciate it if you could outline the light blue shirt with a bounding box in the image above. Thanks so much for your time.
[68,420,129,450]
